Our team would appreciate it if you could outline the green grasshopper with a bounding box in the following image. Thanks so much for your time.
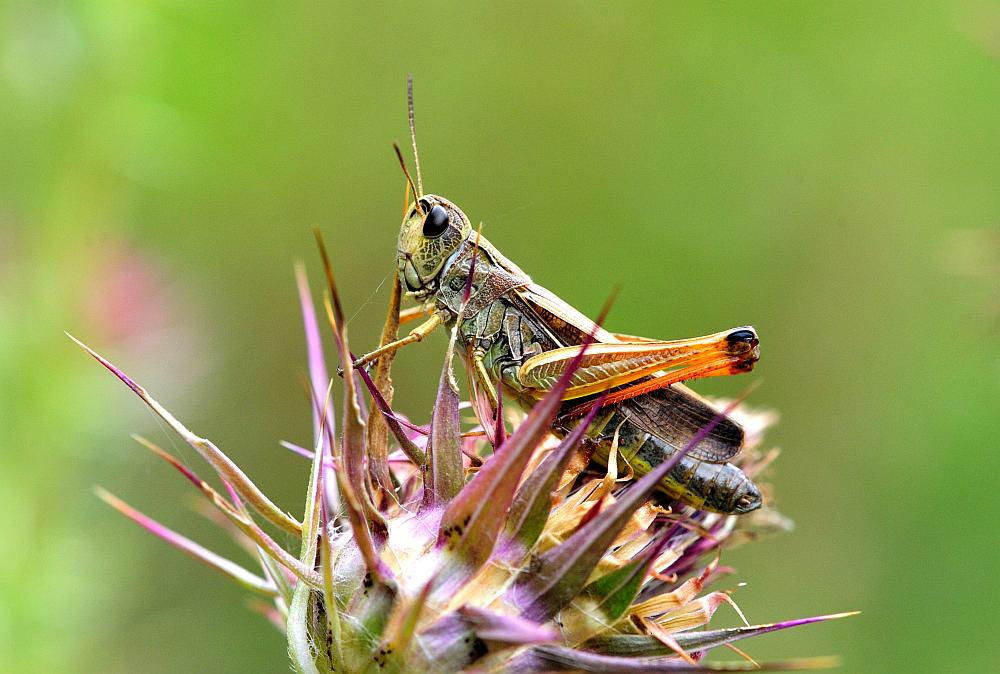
[354,87,762,514]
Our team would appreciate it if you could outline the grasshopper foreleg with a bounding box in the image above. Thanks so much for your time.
[350,312,444,371]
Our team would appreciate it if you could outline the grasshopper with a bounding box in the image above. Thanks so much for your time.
[354,85,763,514]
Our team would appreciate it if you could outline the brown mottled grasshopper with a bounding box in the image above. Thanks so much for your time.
[354,84,762,514]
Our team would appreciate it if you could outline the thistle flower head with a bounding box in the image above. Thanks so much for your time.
[74,247,854,673]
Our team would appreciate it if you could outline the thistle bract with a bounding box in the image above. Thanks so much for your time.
[75,253,854,673]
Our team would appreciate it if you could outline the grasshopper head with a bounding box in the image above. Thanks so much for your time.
[397,195,472,298]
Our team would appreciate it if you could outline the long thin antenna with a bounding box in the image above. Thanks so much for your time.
[393,143,422,213]
[407,75,423,198]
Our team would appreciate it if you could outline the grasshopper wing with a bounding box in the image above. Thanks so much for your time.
[624,385,744,463]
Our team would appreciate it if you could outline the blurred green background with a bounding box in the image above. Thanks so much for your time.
[2,1,998,672]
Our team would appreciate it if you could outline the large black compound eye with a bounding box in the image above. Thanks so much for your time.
[422,204,450,238]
